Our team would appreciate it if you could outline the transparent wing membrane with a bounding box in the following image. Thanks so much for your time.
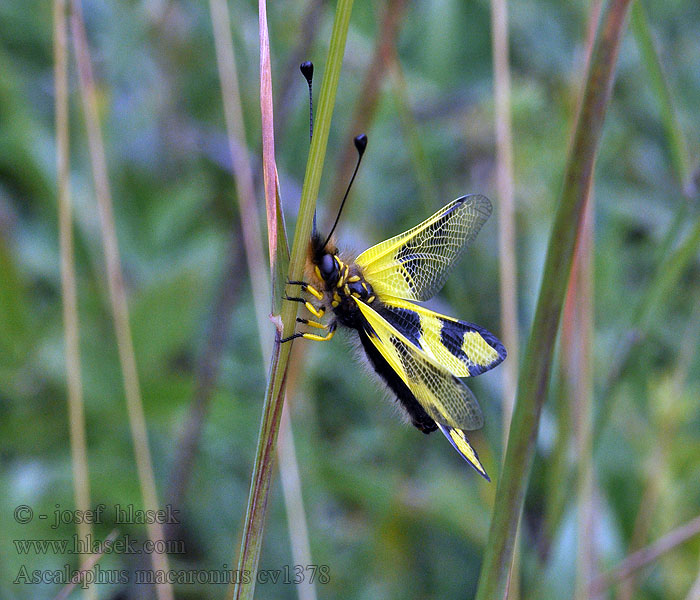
[356,195,492,302]
[353,297,484,431]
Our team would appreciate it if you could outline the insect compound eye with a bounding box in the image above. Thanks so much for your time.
[320,253,337,280]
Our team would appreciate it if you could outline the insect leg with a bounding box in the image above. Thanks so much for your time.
[296,318,327,329]
[281,322,336,344]
[283,295,326,319]
[287,280,324,301]
[304,303,325,319]
[282,294,329,342]
[301,328,336,342]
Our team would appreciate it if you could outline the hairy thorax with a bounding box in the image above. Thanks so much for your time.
[306,239,376,330]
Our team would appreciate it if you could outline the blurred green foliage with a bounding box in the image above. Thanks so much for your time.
[0,0,699,599]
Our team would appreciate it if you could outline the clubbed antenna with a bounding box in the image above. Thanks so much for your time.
[323,134,368,249]
[300,61,314,142]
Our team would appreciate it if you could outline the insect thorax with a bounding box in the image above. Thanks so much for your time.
[308,237,376,329]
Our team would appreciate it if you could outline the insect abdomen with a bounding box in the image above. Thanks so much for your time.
[357,328,437,434]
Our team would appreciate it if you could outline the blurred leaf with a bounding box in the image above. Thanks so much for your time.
[130,268,209,373]
[0,239,31,367]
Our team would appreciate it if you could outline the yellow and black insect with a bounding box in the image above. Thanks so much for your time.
[285,83,505,478]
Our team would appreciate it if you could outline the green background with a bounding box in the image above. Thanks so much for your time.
[1,0,699,598]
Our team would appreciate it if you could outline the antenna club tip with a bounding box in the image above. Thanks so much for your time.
[300,61,314,82]
[354,133,368,154]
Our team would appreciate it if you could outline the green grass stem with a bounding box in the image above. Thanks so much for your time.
[229,1,355,597]
[631,1,690,187]
[70,3,173,598]
[474,1,632,597]
[54,1,94,598]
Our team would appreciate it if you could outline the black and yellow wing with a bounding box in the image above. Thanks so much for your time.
[436,424,490,481]
[352,296,490,478]
[377,297,506,377]
[355,195,492,302]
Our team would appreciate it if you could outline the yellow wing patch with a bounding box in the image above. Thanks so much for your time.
[352,296,484,431]
[378,298,506,377]
[437,424,489,480]
[355,195,492,302]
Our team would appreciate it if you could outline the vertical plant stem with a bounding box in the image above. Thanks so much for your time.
[277,404,316,600]
[474,1,632,597]
[54,2,94,598]
[489,0,519,597]
[490,0,518,446]
[259,0,281,275]
[572,188,595,600]
[209,0,270,354]
[69,4,173,599]
[230,1,355,598]
[630,1,690,187]
[208,2,315,597]
[572,5,601,596]
[282,0,355,315]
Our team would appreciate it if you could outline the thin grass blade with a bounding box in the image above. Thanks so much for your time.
[474,1,633,597]
[229,1,355,598]
[70,3,173,598]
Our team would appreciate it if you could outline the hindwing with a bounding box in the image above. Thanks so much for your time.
[377,298,506,377]
[355,195,492,302]
[437,424,490,481]
[352,296,484,431]
[353,296,489,476]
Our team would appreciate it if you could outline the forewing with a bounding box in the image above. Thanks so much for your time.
[379,298,506,377]
[437,424,490,480]
[353,297,484,431]
[355,195,492,302]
